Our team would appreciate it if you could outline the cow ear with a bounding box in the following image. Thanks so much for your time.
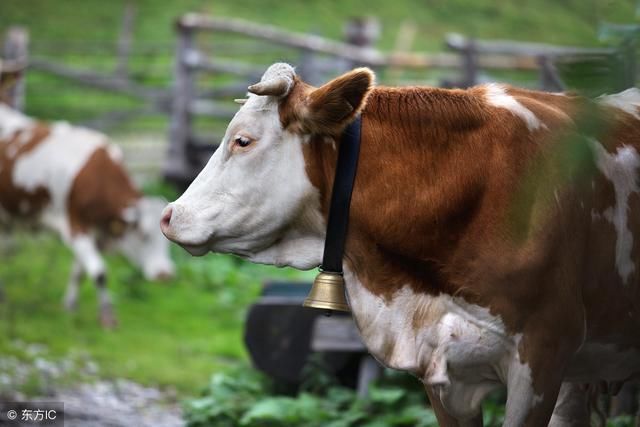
[305,68,374,135]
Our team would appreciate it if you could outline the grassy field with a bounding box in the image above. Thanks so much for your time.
[0,229,313,396]
[0,0,637,127]
[2,0,636,49]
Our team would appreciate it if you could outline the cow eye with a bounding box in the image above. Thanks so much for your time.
[234,136,252,148]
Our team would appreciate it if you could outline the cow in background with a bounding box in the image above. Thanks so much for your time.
[0,64,174,328]
[162,63,640,425]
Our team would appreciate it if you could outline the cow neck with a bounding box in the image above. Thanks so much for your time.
[319,115,362,275]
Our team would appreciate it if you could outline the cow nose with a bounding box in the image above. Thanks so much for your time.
[160,205,173,236]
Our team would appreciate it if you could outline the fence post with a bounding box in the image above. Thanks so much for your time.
[537,55,564,92]
[620,36,637,90]
[343,17,380,68]
[460,38,478,88]
[115,2,136,80]
[3,26,29,111]
[165,18,197,185]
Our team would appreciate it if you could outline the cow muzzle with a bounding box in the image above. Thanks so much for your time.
[160,203,211,256]
[159,205,174,238]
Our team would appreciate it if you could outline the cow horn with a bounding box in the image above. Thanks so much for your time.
[248,77,292,97]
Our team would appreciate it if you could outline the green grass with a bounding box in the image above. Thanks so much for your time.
[0,0,637,127]
[0,231,313,396]
[1,0,636,49]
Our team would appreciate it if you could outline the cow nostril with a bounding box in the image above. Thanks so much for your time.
[160,205,173,233]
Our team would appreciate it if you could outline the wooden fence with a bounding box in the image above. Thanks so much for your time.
[2,26,29,110]
[2,11,628,187]
[164,13,620,186]
[164,14,388,185]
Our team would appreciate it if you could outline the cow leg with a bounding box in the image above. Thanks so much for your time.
[70,235,116,328]
[503,359,562,427]
[548,382,590,427]
[504,333,583,426]
[425,385,484,427]
[63,258,84,311]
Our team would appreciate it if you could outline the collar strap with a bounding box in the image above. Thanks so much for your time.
[319,115,362,274]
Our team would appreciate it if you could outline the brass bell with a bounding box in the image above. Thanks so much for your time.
[303,271,350,312]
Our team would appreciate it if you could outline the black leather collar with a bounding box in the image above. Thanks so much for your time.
[319,115,362,275]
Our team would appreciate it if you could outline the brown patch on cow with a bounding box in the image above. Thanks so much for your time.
[286,72,640,401]
[0,124,52,217]
[67,147,140,236]
[288,80,640,399]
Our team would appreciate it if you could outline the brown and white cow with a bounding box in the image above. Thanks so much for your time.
[161,63,640,425]
[0,68,174,328]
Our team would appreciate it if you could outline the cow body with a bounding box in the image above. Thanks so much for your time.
[0,103,174,327]
[162,63,640,425]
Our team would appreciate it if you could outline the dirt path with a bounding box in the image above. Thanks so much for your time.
[0,342,184,426]
[49,380,183,427]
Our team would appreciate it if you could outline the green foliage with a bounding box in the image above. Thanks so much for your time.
[557,21,640,97]
[607,416,635,427]
[0,231,312,396]
[183,367,440,427]
[183,357,512,427]
[0,0,636,129]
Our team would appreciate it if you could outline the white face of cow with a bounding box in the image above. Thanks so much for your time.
[117,196,175,280]
[161,63,373,269]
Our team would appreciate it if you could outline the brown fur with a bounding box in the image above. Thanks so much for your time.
[67,147,140,236]
[0,124,52,217]
[280,68,374,137]
[281,76,640,425]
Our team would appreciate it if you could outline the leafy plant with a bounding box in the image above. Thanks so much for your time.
[183,364,440,427]
[556,21,640,97]
[607,416,635,427]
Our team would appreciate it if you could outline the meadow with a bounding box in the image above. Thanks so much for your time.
[0,228,313,396]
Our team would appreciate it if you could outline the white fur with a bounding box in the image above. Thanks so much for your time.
[599,88,640,120]
[12,122,107,240]
[484,83,543,131]
[503,334,544,425]
[71,234,105,279]
[589,139,640,284]
[166,80,325,270]
[113,197,175,280]
[344,268,539,420]
[0,103,33,139]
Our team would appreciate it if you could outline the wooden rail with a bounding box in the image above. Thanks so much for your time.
[167,13,604,186]
[175,13,541,71]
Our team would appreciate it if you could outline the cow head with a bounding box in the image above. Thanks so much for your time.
[0,60,25,106]
[116,196,175,281]
[161,63,374,269]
